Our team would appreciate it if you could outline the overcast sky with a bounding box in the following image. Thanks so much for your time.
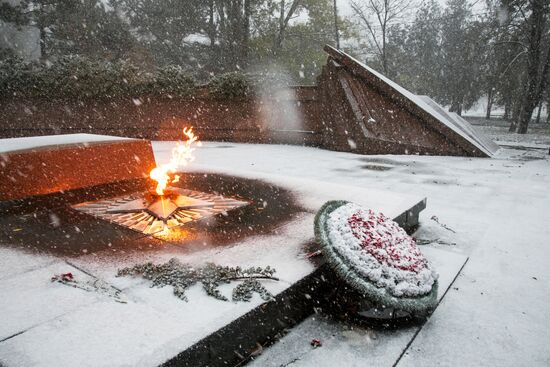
[337,0,353,16]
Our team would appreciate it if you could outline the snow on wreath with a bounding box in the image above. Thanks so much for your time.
[314,200,439,314]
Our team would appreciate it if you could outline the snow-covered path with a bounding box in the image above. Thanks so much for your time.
[153,141,550,366]
[399,153,550,366]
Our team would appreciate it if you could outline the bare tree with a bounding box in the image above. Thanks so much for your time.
[273,0,303,54]
[350,0,412,75]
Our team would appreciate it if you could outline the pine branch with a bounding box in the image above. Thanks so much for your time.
[220,275,280,281]
[117,259,278,302]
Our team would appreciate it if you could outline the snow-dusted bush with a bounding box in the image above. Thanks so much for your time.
[0,56,195,99]
[153,65,195,97]
[0,57,44,97]
[208,71,251,99]
[0,57,272,100]
[46,56,136,98]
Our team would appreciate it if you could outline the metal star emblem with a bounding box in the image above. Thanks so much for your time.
[73,187,249,236]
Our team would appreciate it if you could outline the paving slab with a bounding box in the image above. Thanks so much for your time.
[0,248,56,281]
[249,246,468,367]
[0,261,105,341]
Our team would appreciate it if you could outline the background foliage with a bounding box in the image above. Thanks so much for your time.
[1,0,549,130]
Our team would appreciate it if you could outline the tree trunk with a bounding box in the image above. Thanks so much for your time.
[226,0,243,68]
[274,0,285,53]
[449,100,462,116]
[208,0,215,48]
[242,0,251,66]
[381,24,388,75]
[36,1,48,60]
[518,42,550,132]
[208,0,217,70]
[217,1,227,69]
[450,102,457,113]
[537,48,550,123]
[516,0,546,134]
[39,26,47,59]
[535,99,543,123]
[333,0,340,49]
[486,88,493,120]
[504,101,511,120]
[518,95,535,133]
[509,101,522,132]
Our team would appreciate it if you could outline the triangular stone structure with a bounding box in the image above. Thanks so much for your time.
[317,45,498,157]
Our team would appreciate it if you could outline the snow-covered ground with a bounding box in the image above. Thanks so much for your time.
[463,97,548,122]
[1,129,549,366]
[0,139,434,367]
[155,137,550,366]
[467,117,550,147]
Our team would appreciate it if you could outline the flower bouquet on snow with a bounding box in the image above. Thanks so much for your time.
[314,201,438,316]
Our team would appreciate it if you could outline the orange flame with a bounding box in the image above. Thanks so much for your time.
[150,127,200,196]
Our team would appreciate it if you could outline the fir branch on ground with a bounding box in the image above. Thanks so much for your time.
[117,258,278,302]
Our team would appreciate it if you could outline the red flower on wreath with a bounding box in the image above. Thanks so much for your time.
[347,210,427,273]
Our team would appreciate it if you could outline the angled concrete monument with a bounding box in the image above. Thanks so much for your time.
[317,45,497,157]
